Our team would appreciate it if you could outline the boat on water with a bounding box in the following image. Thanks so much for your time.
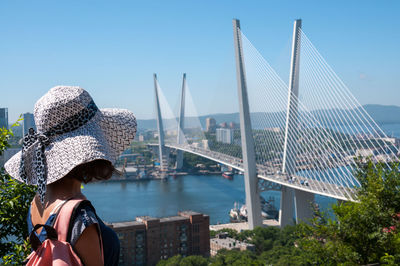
[137,170,149,179]
[222,171,234,180]
[229,202,247,222]
[239,204,248,219]
[261,196,279,219]
[229,196,279,222]
[229,202,240,221]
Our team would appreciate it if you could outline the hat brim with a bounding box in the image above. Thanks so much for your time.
[4,108,136,185]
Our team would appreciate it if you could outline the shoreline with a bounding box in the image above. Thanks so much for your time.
[102,170,225,183]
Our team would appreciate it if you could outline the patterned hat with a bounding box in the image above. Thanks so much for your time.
[5,86,137,203]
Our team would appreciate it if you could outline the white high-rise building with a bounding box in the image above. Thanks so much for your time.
[216,128,233,144]
[205,117,216,133]
[22,112,36,135]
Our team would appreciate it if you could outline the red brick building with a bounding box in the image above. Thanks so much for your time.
[109,211,210,265]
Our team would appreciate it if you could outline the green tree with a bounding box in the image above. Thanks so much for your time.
[157,255,209,266]
[296,161,400,265]
[210,249,264,266]
[0,122,36,264]
[183,153,216,171]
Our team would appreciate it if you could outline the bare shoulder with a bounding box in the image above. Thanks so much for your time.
[74,224,103,266]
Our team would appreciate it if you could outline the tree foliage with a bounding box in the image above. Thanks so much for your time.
[0,121,36,264]
[157,255,209,266]
[161,161,400,265]
[183,152,216,171]
[296,160,400,265]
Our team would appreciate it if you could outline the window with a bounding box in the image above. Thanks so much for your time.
[180,233,187,242]
[193,224,200,233]
[193,246,200,253]
[117,232,125,239]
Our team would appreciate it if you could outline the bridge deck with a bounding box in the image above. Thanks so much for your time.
[162,143,356,202]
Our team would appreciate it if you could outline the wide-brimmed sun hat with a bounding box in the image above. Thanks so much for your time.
[5,86,137,203]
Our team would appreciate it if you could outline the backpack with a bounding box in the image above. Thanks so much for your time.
[24,199,103,266]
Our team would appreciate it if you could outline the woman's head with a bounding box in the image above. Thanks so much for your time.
[4,86,136,203]
[65,159,116,184]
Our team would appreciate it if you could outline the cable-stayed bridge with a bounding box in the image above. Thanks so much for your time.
[149,19,399,229]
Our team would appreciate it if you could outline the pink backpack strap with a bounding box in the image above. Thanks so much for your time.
[53,199,84,242]
[52,198,104,263]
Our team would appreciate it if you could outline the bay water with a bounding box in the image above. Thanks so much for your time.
[84,174,336,225]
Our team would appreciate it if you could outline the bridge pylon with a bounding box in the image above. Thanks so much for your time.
[176,73,186,170]
[281,19,314,227]
[154,74,168,172]
[233,18,263,229]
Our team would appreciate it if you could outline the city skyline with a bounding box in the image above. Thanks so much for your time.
[0,1,399,123]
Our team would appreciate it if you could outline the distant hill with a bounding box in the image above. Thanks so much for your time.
[363,104,400,125]
[136,104,400,131]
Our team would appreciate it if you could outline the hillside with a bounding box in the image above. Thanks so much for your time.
[137,104,400,131]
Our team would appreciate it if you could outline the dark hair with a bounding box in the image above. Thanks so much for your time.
[65,159,117,183]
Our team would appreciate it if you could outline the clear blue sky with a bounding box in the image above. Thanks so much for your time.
[0,0,399,123]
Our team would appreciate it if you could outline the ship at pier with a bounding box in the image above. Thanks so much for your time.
[230,196,279,222]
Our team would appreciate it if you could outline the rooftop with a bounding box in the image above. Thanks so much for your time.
[109,220,144,228]
[178,210,207,217]
[160,216,189,223]
[107,211,209,228]
[210,236,254,249]
[209,220,280,232]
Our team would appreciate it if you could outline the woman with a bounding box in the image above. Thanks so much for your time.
[5,86,137,265]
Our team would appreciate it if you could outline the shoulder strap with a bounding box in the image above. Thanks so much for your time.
[53,199,85,242]
[52,198,104,263]
[29,224,58,251]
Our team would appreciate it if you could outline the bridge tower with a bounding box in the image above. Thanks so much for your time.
[281,19,314,227]
[232,19,263,229]
[154,74,167,172]
[176,73,186,169]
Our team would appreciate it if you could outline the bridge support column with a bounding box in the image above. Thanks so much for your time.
[279,187,294,227]
[281,19,315,225]
[294,189,314,223]
[176,73,186,170]
[154,74,167,172]
[164,147,171,171]
[233,19,263,229]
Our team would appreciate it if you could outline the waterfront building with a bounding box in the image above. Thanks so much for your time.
[265,127,280,133]
[205,118,216,133]
[229,122,237,129]
[210,232,255,256]
[202,139,209,150]
[380,137,396,144]
[22,112,36,135]
[219,122,227,128]
[166,129,177,136]
[110,211,210,265]
[216,128,233,144]
[395,138,400,149]
[192,142,200,148]
[0,108,8,129]
[356,148,375,157]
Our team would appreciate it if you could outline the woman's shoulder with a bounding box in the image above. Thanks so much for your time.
[69,200,99,246]
[67,200,121,265]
